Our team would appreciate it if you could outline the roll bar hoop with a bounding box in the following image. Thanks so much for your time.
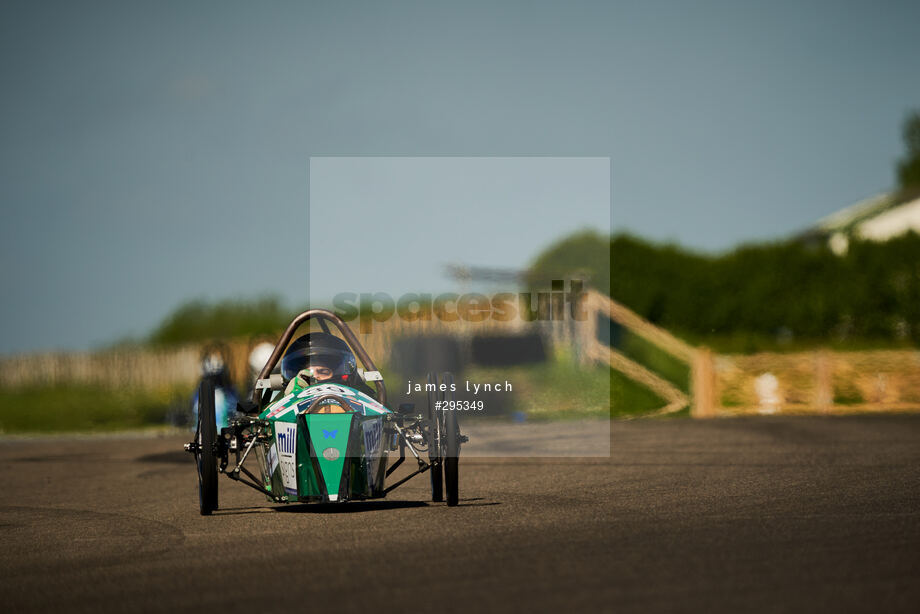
[252,309,387,406]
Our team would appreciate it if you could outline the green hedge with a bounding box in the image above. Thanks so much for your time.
[149,296,290,345]
[529,231,920,350]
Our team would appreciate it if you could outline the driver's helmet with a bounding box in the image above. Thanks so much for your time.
[280,332,357,383]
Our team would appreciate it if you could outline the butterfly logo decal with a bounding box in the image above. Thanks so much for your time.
[322,429,338,439]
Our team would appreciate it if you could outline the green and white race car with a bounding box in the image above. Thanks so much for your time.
[185,308,465,515]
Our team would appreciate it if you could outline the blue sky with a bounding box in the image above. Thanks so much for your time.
[2,0,919,353]
[309,157,609,302]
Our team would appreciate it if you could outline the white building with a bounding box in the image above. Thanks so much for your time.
[804,192,920,255]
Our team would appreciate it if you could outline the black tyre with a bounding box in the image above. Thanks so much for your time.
[426,372,443,502]
[442,372,460,507]
[197,377,219,515]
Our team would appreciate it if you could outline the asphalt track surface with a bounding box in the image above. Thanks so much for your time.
[1,415,918,613]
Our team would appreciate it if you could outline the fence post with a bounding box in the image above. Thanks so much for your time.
[814,351,833,413]
[578,292,599,365]
[691,348,716,418]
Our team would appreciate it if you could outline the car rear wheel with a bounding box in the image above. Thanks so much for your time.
[427,372,443,502]
[197,376,219,515]
[442,372,460,507]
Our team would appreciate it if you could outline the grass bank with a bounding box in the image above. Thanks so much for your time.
[0,384,191,434]
[457,353,670,420]
[1,353,677,433]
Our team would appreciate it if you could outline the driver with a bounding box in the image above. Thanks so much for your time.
[280,332,376,399]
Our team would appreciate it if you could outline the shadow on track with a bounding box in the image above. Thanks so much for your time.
[274,500,429,514]
[197,501,430,516]
[212,498,501,515]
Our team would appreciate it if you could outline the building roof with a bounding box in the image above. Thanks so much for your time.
[813,192,897,235]
[803,192,920,253]
[857,196,920,241]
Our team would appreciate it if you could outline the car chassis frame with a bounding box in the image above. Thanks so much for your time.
[186,309,464,514]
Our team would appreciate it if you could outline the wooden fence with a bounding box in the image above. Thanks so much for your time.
[575,291,920,417]
[4,292,920,417]
[692,349,920,416]
[0,313,568,392]
[0,346,202,390]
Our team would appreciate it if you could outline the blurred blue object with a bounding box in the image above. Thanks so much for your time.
[191,381,238,431]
